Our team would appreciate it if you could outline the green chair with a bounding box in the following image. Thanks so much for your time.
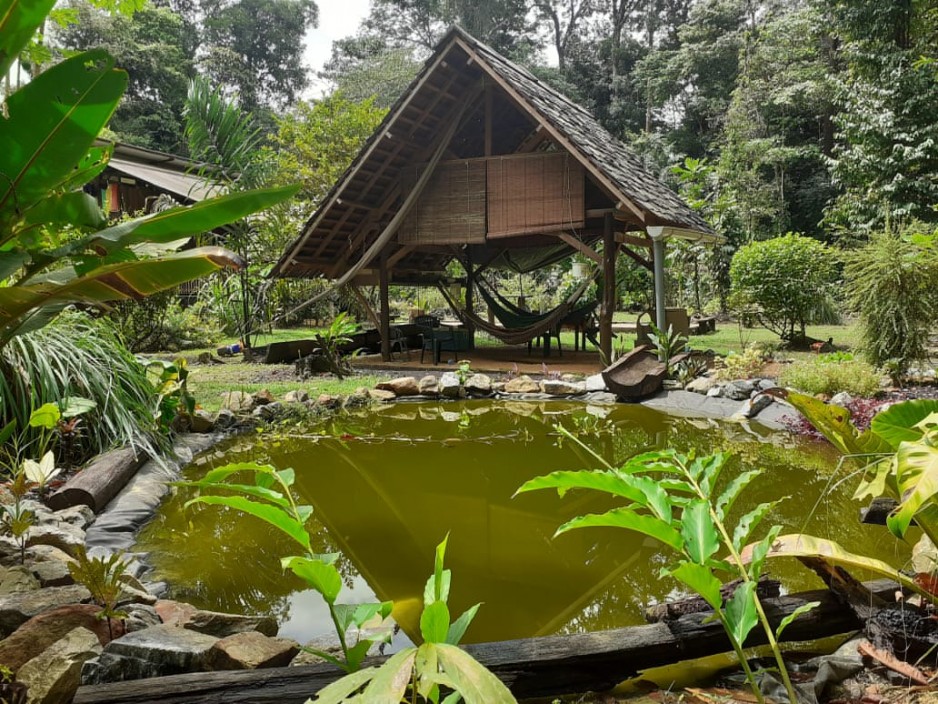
[415,315,458,364]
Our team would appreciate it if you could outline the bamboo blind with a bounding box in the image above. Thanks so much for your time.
[398,160,487,245]
[486,152,585,239]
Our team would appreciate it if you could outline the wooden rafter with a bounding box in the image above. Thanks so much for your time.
[557,233,602,264]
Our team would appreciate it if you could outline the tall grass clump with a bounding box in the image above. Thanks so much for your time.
[778,355,882,397]
[0,312,163,466]
[843,225,938,375]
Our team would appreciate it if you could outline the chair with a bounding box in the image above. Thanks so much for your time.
[415,315,458,364]
[636,308,692,345]
[389,327,409,361]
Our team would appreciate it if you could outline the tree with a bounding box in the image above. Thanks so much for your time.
[729,234,838,342]
[531,0,596,72]
[53,0,196,152]
[199,0,319,112]
[320,35,420,109]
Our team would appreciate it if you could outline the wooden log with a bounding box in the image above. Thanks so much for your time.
[73,583,897,704]
[46,447,147,514]
[644,577,780,623]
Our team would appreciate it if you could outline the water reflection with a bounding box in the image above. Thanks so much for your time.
[136,400,904,645]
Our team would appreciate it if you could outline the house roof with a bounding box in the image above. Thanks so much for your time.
[273,27,714,281]
[95,140,222,202]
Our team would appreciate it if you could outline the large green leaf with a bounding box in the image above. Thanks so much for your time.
[871,401,938,449]
[0,50,126,224]
[556,508,684,551]
[732,501,780,551]
[515,469,647,505]
[724,582,759,647]
[433,643,518,704]
[680,500,720,564]
[777,390,890,456]
[19,191,106,233]
[185,495,310,552]
[359,648,418,703]
[0,246,242,338]
[887,440,938,538]
[447,602,480,646]
[739,534,934,602]
[312,664,381,703]
[420,600,450,644]
[281,556,342,604]
[0,0,58,77]
[669,561,722,609]
[715,469,762,520]
[85,184,300,253]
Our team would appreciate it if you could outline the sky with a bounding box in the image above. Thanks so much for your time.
[303,0,372,95]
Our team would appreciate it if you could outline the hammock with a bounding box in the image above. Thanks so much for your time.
[440,269,599,347]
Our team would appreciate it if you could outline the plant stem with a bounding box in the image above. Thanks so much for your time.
[718,613,765,704]
[327,602,351,669]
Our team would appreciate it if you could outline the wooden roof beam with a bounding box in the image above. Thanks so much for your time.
[557,233,602,264]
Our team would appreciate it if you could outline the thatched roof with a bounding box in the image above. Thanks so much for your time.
[273,27,714,282]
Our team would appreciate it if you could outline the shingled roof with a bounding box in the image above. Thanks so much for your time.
[273,26,714,281]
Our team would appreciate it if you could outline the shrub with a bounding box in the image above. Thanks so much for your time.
[714,344,767,380]
[0,312,163,468]
[111,294,222,353]
[842,226,938,375]
[778,357,882,397]
[729,234,839,342]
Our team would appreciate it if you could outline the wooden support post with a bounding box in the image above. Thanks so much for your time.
[465,249,475,350]
[600,213,616,364]
[652,236,667,343]
[379,251,391,362]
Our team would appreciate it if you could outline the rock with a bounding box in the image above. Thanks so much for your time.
[345,389,371,409]
[214,408,237,429]
[491,381,505,394]
[735,394,774,419]
[290,634,345,667]
[830,391,854,407]
[584,374,607,392]
[26,523,86,557]
[0,584,92,637]
[0,565,40,595]
[706,385,724,398]
[723,380,754,401]
[155,600,278,637]
[206,631,299,670]
[367,388,396,403]
[464,373,493,396]
[504,375,540,394]
[252,402,283,421]
[53,505,95,531]
[189,410,215,433]
[583,391,618,404]
[220,391,253,413]
[25,544,74,567]
[541,379,585,396]
[375,377,419,397]
[124,604,162,633]
[438,372,464,399]
[283,389,309,404]
[28,559,73,587]
[252,389,275,406]
[685,376,717,394]
[757,378,778,392]
[418,375,439,396]
[17,626,102,704]
[0,604,122,672]
[117,582,157,607]
[662,379,682,390]
[83,624,218,682]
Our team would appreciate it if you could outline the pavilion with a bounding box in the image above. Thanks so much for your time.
[272,27,719,363]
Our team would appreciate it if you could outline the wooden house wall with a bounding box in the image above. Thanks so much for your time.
[398,160,487,245]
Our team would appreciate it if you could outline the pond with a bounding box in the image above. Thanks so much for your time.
[135,400,905,648]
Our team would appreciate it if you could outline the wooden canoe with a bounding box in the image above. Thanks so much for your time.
[601,344,667,399]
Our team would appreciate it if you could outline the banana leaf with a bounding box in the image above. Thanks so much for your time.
[0,246,242,340]
[0,50,126,228]
[0,0,58,76]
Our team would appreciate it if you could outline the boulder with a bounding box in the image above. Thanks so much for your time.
[28,559,73,587]
[189,410,215,433]
[706,385,724,398]
[685,376,717,395]
[206,631,299,670]
[124,604,162,633]
[214,408,238,429]
[252,402,283,421]
[252,389,275,406]
[418,375,439,396]
[83,624,218,683]
[464,374,493,396]
[541,379,585,396]
[438,372,464,399]
[0,604,122,672]
[17,626,102,704]
[343,389,370,409]
[0,584,91,637]
[24,544,74,567]
[26,523,86,557]
[367,388,396,403]
[220,391,253,413]
[830,391,854,407]
[376,377,419,397]
[757,378,778,392]
[0,565,40,595]
[735,394,774,420]
[53,505,95,531]
[504,375,540,394]
[584,374,607,392]
[154,600,278,637]
[283,389,309,404]
[723,380,754,401]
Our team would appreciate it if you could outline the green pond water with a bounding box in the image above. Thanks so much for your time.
[135,400,909,647]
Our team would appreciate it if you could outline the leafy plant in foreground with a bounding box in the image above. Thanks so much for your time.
[313,536,516,703]
[180,462,391,672]
[516,436,803,704]
[0,468,35,564]
[647,323,688,368]
[68,546,133,639]
[22,451,60,497]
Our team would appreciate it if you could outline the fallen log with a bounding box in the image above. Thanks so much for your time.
[47,447,148,513]
[74,581,897,704]
[645,577,780,623]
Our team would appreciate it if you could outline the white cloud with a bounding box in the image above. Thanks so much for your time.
[303,0,372,96]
